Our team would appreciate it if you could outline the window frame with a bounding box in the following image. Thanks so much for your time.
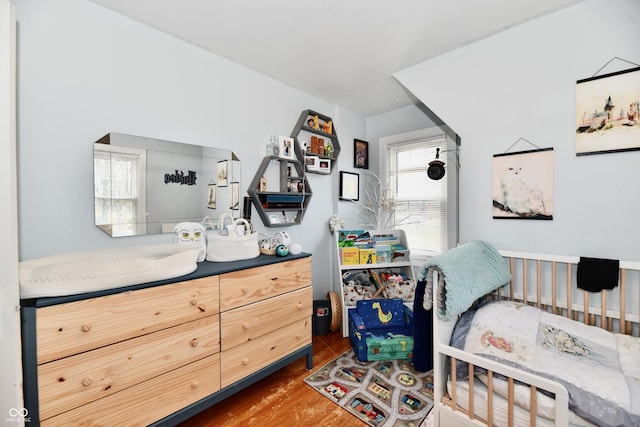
[94,144,147,236]
[379,127,459,265]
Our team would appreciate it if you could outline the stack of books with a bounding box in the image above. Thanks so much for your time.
[338,230,409,265]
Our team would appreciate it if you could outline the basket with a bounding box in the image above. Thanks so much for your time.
[328,291,342,332]
[259,247,276,256]
[206,214,259,262]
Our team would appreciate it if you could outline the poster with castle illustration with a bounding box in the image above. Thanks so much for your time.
[576,66,640,155]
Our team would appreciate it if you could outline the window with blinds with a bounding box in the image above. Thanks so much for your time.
[94,146,146,236]
[387,137,447,254]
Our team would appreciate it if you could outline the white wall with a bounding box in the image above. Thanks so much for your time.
[13,0,369,301]
[367,103,441,174]
[396,0,640,260]
[335,104,439,231]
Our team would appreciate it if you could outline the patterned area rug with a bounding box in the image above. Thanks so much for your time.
[304,349,433,427]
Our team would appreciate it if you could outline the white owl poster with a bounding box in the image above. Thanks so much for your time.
[492,148,554,220]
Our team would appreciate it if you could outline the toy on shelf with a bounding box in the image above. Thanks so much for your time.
[321,120,333,134]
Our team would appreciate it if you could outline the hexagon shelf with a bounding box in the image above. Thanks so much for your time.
[290,109,340,175]
[247,156,312,227]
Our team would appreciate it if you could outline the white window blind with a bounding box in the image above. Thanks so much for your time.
[387,136,448,254]
[94,146,146,236]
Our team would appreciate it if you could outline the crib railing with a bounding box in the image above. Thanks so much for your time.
[439,344,569,427]
[434,250,640,427]
[495,250,640,337]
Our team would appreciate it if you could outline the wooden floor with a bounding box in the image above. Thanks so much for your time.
[179,331,362,427]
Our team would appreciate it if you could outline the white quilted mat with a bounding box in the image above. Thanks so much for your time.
[19,243,201,299]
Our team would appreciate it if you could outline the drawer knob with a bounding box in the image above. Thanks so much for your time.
[242,358,249,365]
[297,302,303,310]
[190,338,199,348]
[191,299,198,306]
[191,381,199,390]
[242,323,250,330]
[81,324,92,333]
[295,272,301,278]
[295,334,301,340]
[241,287,248,293]
[82,377,93,387]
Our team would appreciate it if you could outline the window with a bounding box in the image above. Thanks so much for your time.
[380,127,458,259]
[94,145,147,236]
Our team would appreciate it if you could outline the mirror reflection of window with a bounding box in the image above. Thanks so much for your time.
[94,145,147,237]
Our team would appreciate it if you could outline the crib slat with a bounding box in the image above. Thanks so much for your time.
[536,260,542,309]
[508,377,514,427]
[468,363,474,420]
[487,371,494,427]
[523,258,528,304]
[620,269,627,334]
[530,385,538,427]
[451,357,457,411]
[567,263,573,320]
[584,291,590,326]
[551,261,558,315]
[601,291,608,330]
[510,257,515,297]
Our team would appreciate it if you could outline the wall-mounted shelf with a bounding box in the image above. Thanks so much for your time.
[247,156,312,227]
[290,109,340,175]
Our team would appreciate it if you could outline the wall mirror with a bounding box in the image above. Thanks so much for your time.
[94,132,240,237]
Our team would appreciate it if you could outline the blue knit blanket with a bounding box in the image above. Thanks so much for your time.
[418,241,511,321]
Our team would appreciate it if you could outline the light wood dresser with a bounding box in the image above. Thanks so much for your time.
[21,253,312,426]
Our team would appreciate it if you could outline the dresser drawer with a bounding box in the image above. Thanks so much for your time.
[36,276,220,363]
[221,286,311,351]
[219,257,311,311]
[42,353,221,426]
[38,315,220,421]
[220,317,311,388]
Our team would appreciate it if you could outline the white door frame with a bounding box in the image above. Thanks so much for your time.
[0,0,24,423]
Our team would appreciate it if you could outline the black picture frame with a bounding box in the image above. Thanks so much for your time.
[354,139,369,169]
[576,66,640,155]
[339,171,359,201]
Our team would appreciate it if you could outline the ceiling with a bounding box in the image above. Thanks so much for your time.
[89,0,586,117]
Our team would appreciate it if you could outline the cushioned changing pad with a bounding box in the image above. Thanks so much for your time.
[19,243,200,299]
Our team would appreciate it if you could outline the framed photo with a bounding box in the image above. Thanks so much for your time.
[278,136,295,159]
[305,156,320,172]
[318,158,331,174]
[576,66,640,155]
[269,212,282,224]
[339,171,359,201]
[217,160,228,187]
[492,148,554,220]
[354,139,369,169]
[230,181,239,210]
[207,184,216,209]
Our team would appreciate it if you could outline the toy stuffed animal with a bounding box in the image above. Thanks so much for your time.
[173,222,206,262]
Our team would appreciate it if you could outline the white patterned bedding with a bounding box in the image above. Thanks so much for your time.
[450,300,640,427]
